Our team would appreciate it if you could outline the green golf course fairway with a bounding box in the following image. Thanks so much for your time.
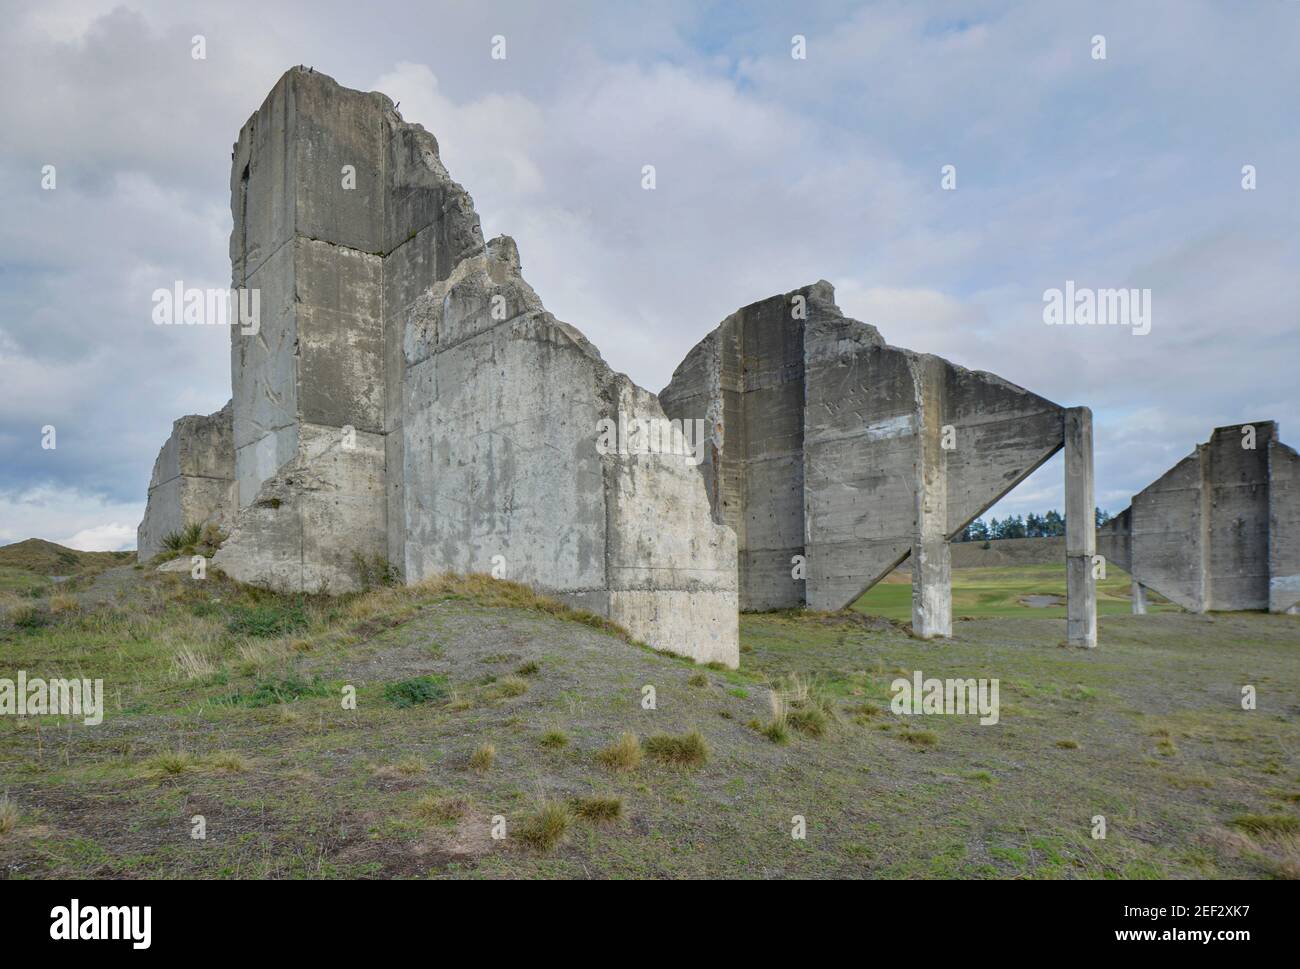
[853,564,1174,621]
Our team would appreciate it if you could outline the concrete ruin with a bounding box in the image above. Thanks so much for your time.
[139,67,1104,662]
[659,284,1098,645]
[138,67,737,666]
[1098,422,1300,614]
[136,401,236,560]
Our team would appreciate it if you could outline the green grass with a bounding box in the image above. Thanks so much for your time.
[853,563,1176,621]
[644,731,709,767]
[218,674,333,708]
[384,675,449,708]
[226,602,310,638]
[2,564,1297,880]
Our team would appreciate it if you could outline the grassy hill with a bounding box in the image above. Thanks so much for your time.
[0,539,132,596]
[0,565,1296,879]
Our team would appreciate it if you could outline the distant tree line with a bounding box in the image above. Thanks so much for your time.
[955,507,1112,543]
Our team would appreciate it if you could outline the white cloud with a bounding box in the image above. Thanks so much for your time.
[63,522,137,552]
[0,485,143,550]
[0,0,1297,544]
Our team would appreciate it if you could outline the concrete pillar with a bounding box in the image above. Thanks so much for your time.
[1131,577,1148,615]
[912,360,952,638]
[1065,407,1097,647]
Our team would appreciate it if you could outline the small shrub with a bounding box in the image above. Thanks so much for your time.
[384,675,449,708]
[162,523,203,552]
[518,801,571,851]
[597,732,643,772]
[687,672,708,688]
[469,743,496,772]
[539,728,569,749]
[645,730,709,767]
[515,660,540,676]
[572,796,623,823]
[1056,739,1080,750]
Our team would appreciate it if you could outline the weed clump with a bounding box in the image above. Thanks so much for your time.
[384,675,449,708]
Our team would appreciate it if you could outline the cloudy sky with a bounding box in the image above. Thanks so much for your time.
[1,0,1297,550]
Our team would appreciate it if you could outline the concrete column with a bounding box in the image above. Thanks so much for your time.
[1065,407,1097,647]
[1131,577,1148,615]
[912,360,952,638]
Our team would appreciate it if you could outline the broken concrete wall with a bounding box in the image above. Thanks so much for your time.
[213,67,482,593]
[137,401,236,560]
[403,237,738,666]
[662,282,1090,644]
[193,68,737,663]
[1098,422,1296,613]
[659,289,810,611]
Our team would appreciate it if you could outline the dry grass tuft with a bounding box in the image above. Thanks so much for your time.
[518,801,572,851]
[644,730,709,767]
[596,732,643,772]
[572,796,623,823]
[469,743,496,772]
[414,794,469,823]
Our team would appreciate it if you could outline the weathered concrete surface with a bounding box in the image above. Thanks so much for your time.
[662,283,1095,644]
[214,67,482,594]
[1099,422,1300,613]
[137,401,236,560]
[165,67,739,663]
[403,237,738,666]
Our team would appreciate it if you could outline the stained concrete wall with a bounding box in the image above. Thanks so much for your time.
[1098,422,1298,613]
[662,283,1083,639]
[403,237,738,666]
[137,401,236,560]
[186,68,738,663]
[213,67,482,593]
